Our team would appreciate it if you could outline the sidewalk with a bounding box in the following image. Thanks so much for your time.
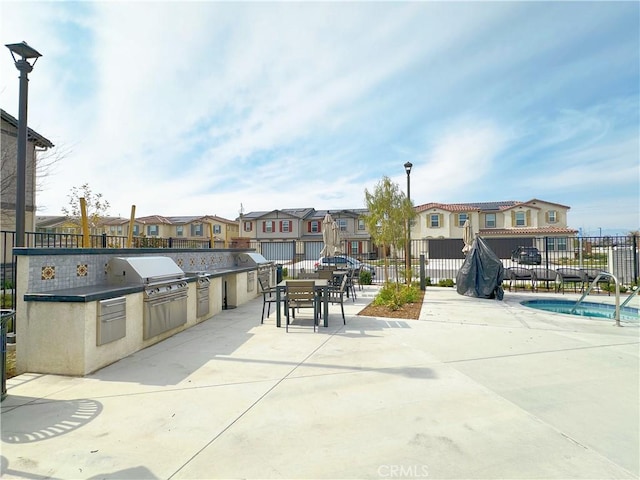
[2,287,639,479]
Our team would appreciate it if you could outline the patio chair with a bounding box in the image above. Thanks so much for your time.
[555,268,588,294]
[285,281,319,332]
[327,273,348,324]
[580,268,611,295]
[345,268,357,300]
[529,268,559,292]
[258,278,280,324]
[317,269,335,280]
[298,272,319,279]
[503,267,535,291]
[352,265,363,291]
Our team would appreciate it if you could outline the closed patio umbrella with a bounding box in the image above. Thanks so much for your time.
[462,219,473,254]
[320,213,337,257]
[332,219,342,254]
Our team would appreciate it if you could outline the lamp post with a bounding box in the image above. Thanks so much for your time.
[404,161,413,284]
[6,41,42,247]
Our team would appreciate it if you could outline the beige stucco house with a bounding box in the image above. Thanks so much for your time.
[414,199,577,252]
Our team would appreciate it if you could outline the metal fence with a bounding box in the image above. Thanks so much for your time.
[245,235,639,287]
[0,230,226,310]
[2,230,638,314]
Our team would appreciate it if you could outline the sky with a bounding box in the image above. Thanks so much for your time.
[1,1,638,236]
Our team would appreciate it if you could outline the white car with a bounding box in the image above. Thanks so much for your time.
[315,255,376,277]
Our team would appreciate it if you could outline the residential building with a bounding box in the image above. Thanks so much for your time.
[1,108,54,233]
[35,214,239,247]
[32,198,575,257]
[414,199,577,253]
[238,208,376,260]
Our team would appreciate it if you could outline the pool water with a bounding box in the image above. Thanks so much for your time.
[521,299,639,323]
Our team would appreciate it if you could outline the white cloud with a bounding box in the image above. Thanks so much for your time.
[1,1,637,233]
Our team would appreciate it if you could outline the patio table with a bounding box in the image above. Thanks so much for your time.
[276,279,329,328]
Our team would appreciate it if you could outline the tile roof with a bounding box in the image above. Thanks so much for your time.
[416,201,520,213]
[479,226,578,236]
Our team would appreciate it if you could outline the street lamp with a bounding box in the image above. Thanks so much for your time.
[6,41,42,247]
[404,161,413,284]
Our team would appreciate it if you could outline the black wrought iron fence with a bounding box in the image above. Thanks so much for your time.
[2,230,637,313]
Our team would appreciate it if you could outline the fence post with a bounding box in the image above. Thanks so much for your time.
[168,237,173,248]
[102,233,107,248]
[634,234,639,285]
[419,254,426,291]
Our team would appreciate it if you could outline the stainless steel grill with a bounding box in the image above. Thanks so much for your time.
[107,257,188,340]
[237,252,273,287]
[194,274,210,318]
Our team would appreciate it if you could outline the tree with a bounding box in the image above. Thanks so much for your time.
[61,183,111,231]
[362,176,416,284]
[1,141,71,222]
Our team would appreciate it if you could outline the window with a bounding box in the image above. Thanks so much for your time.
[213,224,221,234]
[309,221,321,233]
[262,221,275,233]
[244,221,253,232]
[458,213,468,226]
[547,210,557,223]
[176,226,184,237]
[430,214,440,228]
[337,219,347,231]
[557,237,567,251]
[357,219,365,230]
[485,213,496,228]
[548,237,568,251]
[350,241,359,254]
[191,224,203,236]
[515,212,526,226]
[147,225,159,236]
[280,220,292,233]
[133,225,139,236]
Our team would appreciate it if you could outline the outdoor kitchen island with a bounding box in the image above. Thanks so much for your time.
[13,248,273,376]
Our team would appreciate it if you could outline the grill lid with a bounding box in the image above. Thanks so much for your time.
[108,256,185,285]
[237,252,271,266]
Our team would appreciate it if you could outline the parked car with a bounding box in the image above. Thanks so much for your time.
[511,246,542,265]
[315,255,376,277]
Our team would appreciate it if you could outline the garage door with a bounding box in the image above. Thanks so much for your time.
[305,242,323,260]
[261,242,294,262]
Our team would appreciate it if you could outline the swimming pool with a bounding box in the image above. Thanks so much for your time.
[521,299,639,323]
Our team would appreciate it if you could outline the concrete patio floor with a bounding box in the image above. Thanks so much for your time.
[1,286,639,479]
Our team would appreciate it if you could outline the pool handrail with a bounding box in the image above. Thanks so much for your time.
[620,286,639,309]
[571,271,620,327]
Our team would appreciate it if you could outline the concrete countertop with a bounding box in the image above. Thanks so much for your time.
[23,284,143,303]
[23,266,259,303]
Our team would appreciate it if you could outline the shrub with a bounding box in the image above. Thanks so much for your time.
[1,293,13,309]
[438,278,454,287]
[372,282,421,311]
[359,270,372,285]
[602,283,628,293]
[282,267,289,278]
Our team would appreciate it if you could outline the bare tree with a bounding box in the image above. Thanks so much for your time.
[61,183,111,230]
[1,141,71,220]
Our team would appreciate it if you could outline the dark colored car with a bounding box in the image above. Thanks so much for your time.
[511,246,542,265]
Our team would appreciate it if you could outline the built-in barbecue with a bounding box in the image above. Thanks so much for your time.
[236,252,273,288]
[107,257,188,340]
